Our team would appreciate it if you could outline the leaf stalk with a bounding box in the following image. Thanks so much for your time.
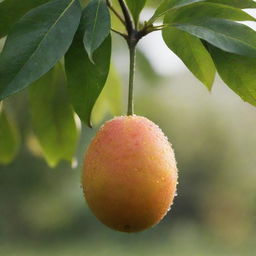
[106,0,126,26]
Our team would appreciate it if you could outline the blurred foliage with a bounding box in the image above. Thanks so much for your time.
[29,64,79,167]
[0,0,256,255]
[0,103,20,164]
[1,69,256,255]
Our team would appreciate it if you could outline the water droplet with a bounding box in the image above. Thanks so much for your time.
[72,158,78,169]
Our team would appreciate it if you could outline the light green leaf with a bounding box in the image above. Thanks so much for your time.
[173,19,256,58]
[150,0,198,23]
[29,64,79,167]
[0,106,20,164]
[65,21,111,127]
[125,0,147,27]
[150,0,256,23]
[0,0,81,100]
[162,27,215,89]
[0,0,52,38]
[207,0,256,8]
[92,64,123,125]
[83,0,110,62]
[208,44,256,106]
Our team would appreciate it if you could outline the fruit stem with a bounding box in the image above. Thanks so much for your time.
[127,42,136,115]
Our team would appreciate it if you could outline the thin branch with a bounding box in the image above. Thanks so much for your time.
[152,24,169,30]
[111,28,127,39]
[118,0,134,34]
[147,24,169,32]
[106,0,125,26]
[136,24,169,40]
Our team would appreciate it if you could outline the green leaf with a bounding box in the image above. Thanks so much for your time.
[150,0,197,23]
[65,23,111,127]
[164,2,256,23]
[83,0,110,62]
[0,0,52,38]
[0,0,81,100]
[206,0,256,8]
[0,105,20,164]
[125,0,147,26]
[29,64,79,167]
[173,19,256,58]
[150,0,256,23]
[92,64,123,125]
[208,44,256,106]
[163,3,256,58]
[162,27,215,89]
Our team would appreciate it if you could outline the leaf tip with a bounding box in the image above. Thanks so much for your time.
[88,52,95,65]
[88,120,93,128]
[206,83,213,92]
[46,158,58,168]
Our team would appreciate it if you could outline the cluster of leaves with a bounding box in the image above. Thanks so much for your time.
[160,0,256,94]
[0,0,123,166]
[0,0,255,167]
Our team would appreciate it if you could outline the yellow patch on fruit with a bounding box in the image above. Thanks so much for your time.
[82,115,178,232]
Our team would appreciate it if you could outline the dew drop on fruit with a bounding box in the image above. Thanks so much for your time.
[72,158,78,169]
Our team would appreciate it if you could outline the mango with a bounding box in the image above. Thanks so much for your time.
[82,115,178,232]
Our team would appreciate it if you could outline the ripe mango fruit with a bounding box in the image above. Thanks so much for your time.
[82,115,178,232]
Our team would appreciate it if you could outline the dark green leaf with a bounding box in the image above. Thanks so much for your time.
[83,0,110,62]
[0,0,52,38]
[173,19,256,58]
[0,0,81,100]
[125,0,147,26]
[163,3,256,57]
[208,45,256,106]
[162,27,215,89]
[65,26,111,127]
[92,64,123,125]
[0,106,20,164]
[164,2,256,23]
[29,64,79,167]
[150,0,256,23]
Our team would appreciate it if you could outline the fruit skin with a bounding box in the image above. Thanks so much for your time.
[82,115,178,233]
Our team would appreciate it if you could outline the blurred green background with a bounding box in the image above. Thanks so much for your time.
[1,2,256,256]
